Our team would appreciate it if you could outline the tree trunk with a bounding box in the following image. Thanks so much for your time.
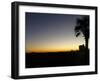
[85,38,88,49]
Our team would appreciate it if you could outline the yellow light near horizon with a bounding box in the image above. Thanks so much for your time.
[26,44,79,53]
[25,36,83,53]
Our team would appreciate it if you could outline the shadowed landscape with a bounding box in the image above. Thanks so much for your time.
[26,49,89,68]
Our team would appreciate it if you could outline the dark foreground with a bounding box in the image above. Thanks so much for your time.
[25,49,89,68]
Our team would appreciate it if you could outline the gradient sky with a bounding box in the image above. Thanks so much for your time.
[25,12,85,53]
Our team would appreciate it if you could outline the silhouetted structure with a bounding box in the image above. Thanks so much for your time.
[79,44,85,51]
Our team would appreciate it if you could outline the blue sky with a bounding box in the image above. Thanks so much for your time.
[25,12,85,53]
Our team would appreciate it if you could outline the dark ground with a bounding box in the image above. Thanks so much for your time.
[25,49,89,68]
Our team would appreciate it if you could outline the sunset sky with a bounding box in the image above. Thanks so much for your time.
[25,13,85,53]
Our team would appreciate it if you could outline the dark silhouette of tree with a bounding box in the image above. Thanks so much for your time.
[74,16,89,49]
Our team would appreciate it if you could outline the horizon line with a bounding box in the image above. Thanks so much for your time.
[26,49,79,54]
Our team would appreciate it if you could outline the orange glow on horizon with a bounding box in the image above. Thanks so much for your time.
[25,36,83,53]
[26,45,79,53]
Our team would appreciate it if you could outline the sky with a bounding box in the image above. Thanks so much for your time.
[25,12,85,53]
